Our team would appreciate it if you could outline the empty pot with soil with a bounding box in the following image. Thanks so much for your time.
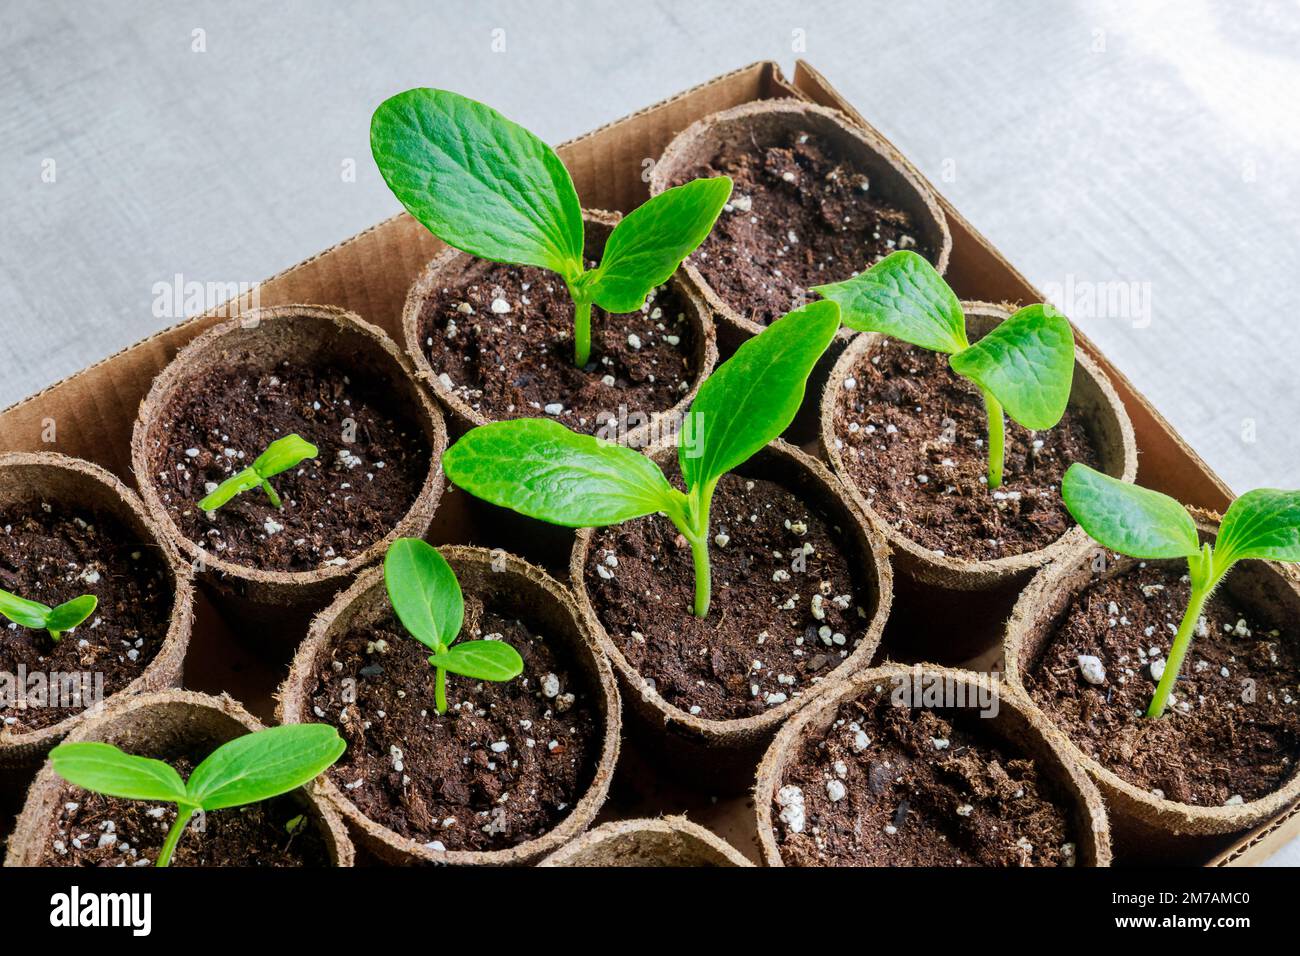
[539,816,752,867]
[5,689,353,867]
[278,545,621,865]
[0,453,194,767]
[651,99,951,343]
[1005,518,1300,862]
[131,305,447,617]
[756,664,1112,866]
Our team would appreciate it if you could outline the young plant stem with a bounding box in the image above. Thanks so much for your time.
[260,478,282,509]
[573,298,593,367]
[1147,545,1221,719]
[681,479,716,618]
[157,805,197,868]
[982,390,1005,489]
[434,665,448,715]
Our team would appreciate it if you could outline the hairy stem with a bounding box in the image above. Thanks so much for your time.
[435,666,448,715]
[683,479,717,618]
[573,298,593,367]
[1146,586,1210,718]
[260,478,282,509]
[982,390,1005,489]
[157,805,196,868]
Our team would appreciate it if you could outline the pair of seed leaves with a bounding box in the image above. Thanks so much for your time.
[0,589,96,642]
[197,433,318,512]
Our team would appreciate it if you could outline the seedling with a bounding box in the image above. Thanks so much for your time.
[0,589,96,642]
[1062,463,1300,718]
[48,723,345,866]
[443,300,841,618]
[197,433,318,512]
[383,538,524,715]
[815,250,1075,488]
[371,88,732,367]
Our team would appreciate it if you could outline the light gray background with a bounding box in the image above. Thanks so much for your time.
[1,0,1296,863]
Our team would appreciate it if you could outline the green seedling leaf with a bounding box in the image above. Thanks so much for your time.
[444,418,682,527]
[813,250,967,353]
[371,88,584,278]
[949,304,1075,430]
[0,589,58,631]
[430,640,525,681]
[44,595,99,636]
[584,177,733,313]
[184,723,345,812]
[384,538,463,652]
[198,433,318,512]
[0,589,97,641]
[49,742,189,804]
[1214,488,1300,568]
[1062,464,1201,559]
[681,299,840,492]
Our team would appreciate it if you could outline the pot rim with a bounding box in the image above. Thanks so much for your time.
[537,815,753,867]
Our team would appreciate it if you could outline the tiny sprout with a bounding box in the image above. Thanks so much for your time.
[383,538,524,715]
[0,588,96,642]
[1063,463,1300,718]
[815,250,1075,488]
[197,433,318,512]
[49,724,345,866]
[443,300,841,618]
[371,88,732,367]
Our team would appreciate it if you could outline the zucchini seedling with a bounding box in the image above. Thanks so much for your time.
[197,433,318,512]
[370,88,732,367]
[383,538,524,715]
[1062,463,1300,718]
[48,723,345,866]
[0,589,96,641]
[442,300,841,618]
[815,250,1075,488]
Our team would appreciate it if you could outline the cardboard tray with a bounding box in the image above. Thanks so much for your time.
[0,60,1289,866]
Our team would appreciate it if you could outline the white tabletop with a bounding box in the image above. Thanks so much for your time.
[1,0,1296,864]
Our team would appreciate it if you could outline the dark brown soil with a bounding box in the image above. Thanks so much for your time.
[585,466,873,721]
[0,503,173,734]
[41,755,330,866]
[148,360,430,572]
[418,260,697,435]
[673,127,936,327]
[1024,560,1300,805]
[774,691,1077,866]
[834,338,1103,560]
[306,594,600,852]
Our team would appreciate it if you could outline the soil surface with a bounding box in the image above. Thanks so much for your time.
[148,360,431,572]
[833,338,1103,561]
[673,127,936,327]
[418,260,698,436]
[0,503,173,734]
[774,691,1077,866]
[1025,560,1300,804]
[586,465,874,721]
[41,755,331,866]
[307,594,600,852]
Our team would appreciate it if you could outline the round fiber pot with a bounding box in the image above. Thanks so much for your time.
[0,453,194,768]
[650,99,951,347]
[822,301,1137,594]
[402,209,718,446]
[278,545,620,865]
[755,664,1112,866]
[131,305,447,622]
[5,689,353,866]
[539,816,752,867]
[1005,516,1300,863]
[570,438,892,794]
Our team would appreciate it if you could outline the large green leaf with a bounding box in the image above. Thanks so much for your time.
[430,640,524,682]
[949,304,1075,430]
[585,177,732,313]
[185,724,345,812]
[812,250,967,353]
[680,300,840,492]
[443,418,681,527]
[1214,488,1300,568]
[0,588,53,630]
[49,742,189,804]
[371,88,584,278]
[384,538,463,652]
[1062,464,1201,559]
[251,433,319,478]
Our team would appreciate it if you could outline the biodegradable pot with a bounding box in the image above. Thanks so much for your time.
[402,209,719,443]
[278,545,621,865]
[539,816,752,867]
[0,453,194,768]
[570,439,893,794]
[821,301,1138,594]
[1004,518,1300,863]
[131,305,447,618]
[4,689,354,866]
[650,99,952,347]
[755,664,1113,866]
